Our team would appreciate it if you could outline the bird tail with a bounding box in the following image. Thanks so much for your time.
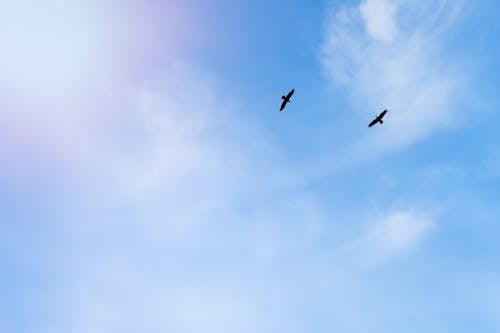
[379,120,384,124]
[282,96,286,99]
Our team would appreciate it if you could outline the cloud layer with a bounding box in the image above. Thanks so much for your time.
[321,0,466,156]
[3,1,491,332]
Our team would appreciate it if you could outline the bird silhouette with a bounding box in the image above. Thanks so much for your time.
[280,89,295,111]
[369,109,388,127]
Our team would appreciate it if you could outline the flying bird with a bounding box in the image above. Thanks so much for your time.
[369,109,388,127]
[280,88,295,111]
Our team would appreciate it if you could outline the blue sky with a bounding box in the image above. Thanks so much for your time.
[1,0,500,332]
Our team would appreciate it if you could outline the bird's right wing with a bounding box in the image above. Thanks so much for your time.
[368,118,378,127]
[280,100,287,111]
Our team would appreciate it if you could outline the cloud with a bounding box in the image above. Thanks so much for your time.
[162,286,262,333]
[346,208,435,265]
[366,209,434,258]
[41,47,442,332]
[3,2,486,332]
[360,0,399,42]
[321,0,466,158]
[42,59,332,333]
[60,262,266,333]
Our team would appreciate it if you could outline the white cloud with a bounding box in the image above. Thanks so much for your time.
[2,2,480,332]
[369,209,434,255]
[43,50,444,332]
[360,0,399,42]
[321,0,466,159]
[346,208,434,265]
[60,263,266,333]
[162,286,261,333]
[46,59,332,333]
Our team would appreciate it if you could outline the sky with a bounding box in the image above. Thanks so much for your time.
[1,0,500,332]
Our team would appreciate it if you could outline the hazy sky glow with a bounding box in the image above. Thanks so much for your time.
[2,0,500,332]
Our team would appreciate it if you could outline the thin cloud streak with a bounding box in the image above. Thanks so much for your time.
[312,0,467,177]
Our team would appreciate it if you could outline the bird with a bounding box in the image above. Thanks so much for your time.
[368,109,388,127]
[280,88,295,111]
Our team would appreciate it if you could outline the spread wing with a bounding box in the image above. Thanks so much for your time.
[280,100,287,111]
[280,89,294,111]
[368,118,378,127]
[379,109,388,118]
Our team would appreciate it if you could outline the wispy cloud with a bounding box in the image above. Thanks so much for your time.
[360,0,399,42]
[5,1,496,332]
[48,59,330,333]
[50,5,454,327]
[59,59,439,333]
[348,208,435,265]
[321,0,466,159]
